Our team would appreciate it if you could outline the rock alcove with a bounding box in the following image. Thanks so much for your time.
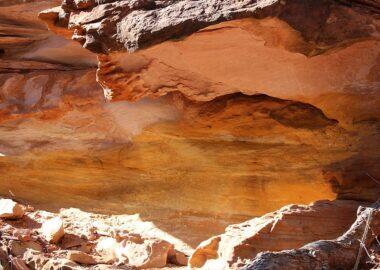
[0,0,379,269]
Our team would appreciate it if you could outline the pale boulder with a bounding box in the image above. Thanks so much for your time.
[0,199,25,219]
[95,237,118,263]
[117,238,172,269]
[41,217,64,243]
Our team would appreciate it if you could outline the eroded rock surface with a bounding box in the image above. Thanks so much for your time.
[0,199,25,220]
[244,200,380,270]
[189,200,364,269]
[0,0,379,253]
[39,0,380,54]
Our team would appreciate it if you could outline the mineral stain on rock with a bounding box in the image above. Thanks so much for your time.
[0,0,380,269]
[269,102,338,129]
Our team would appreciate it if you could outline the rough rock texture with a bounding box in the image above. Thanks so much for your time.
[189,200,364,269]
[244,201,380,270]
[1,0,380,253]
[41,217,65,243]
[0,199,25,220]
[1,198,377,270]
[0,0,97,66]
[39,0,380,54]
[2,87,378,245]
[0,198,190,270]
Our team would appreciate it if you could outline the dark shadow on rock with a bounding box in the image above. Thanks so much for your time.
[324,155,380,202]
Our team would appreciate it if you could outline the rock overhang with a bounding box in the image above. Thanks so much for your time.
[1,0,380,254]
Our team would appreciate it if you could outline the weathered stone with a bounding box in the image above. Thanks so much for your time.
[22,4,379,241]
[41,217,64,244]
[9,240,43,257]
[244,201,380,270]
[190,200,363,268]
[1,0,380,259]
[39,0,380,54]
[67,250,98,265]
[13,229,32,242]
[116,238,172,269]
[0,199,25,219]
[10,257,29,270]
[168,248,188,266]
[61,234,86,249]
[95,237,118,263]
[189,236,221,268]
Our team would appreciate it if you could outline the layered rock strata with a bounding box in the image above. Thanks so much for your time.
[188,200,365,269]
[0,0,379,252]
[244,200,380,270]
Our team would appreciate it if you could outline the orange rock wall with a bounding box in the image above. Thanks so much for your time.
[0,0,379,247]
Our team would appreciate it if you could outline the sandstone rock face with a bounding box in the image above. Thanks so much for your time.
[0,0,379,253]
[189,200,363,269]
[244,201,380,270]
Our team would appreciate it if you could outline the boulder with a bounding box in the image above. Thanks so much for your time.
[245,201,380,269]
[168,248,188,266]
[96,236,173,269]
[188,236,221,268]
[116,238,172,269]
[67,251,98,265]
[0,199,25,219]
[189,200,363,268]
[95,237,118,263]
[13,229,32,242]
[9,240,43,257]
[41,217,64,244]
[61,234,86,249]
